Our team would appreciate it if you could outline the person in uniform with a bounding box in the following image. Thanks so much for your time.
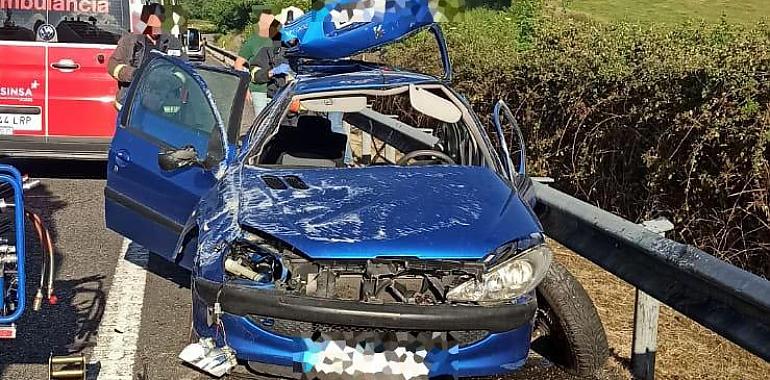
[235,9,275,116]
[248,20,292,99]
[108,3,186,110]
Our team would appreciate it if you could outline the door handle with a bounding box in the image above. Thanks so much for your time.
[50,59,80,72]
[115,150,131,168]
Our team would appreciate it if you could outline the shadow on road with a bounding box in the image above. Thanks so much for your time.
[0,158,107,180]
[123,241,191,289]
[0,161,109,375]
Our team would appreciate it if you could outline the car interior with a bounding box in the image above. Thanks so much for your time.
[248,85,493,170]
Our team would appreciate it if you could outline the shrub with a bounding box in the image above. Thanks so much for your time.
[389,14,770,277]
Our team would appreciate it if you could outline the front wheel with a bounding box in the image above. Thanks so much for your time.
[531,260,609,378]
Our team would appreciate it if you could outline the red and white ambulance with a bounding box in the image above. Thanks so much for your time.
[0,0,145,159]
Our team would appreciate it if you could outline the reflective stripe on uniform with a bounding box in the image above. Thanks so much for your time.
[250,66,261,82]
[173,71,187,83]
[112,64,127,79]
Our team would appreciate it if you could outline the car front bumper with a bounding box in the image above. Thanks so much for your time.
[192,278,536,378]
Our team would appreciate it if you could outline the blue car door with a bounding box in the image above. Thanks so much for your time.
[105,53,248,263]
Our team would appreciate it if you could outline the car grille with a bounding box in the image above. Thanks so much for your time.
[247,315,490,347]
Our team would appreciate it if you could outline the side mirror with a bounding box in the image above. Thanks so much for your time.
[158,146,200,171]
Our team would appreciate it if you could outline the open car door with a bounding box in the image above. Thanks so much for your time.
[105,53,248,265]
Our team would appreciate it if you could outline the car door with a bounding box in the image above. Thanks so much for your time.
[105,53,248,261]
[46,0,127,140]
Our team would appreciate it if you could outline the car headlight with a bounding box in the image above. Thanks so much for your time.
[446,244,553,304]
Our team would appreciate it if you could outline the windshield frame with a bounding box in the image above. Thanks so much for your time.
[242,83,505,177]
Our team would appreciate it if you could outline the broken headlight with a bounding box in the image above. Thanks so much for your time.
[224,238,287,283]
[446,244,552,304]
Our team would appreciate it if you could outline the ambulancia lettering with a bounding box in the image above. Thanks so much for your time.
[0,0,110,13]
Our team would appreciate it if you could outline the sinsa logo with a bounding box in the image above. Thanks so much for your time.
[0,0,110,13]
[0,82,36,100]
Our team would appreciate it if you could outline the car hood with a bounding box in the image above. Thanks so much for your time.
[237,166,542,260]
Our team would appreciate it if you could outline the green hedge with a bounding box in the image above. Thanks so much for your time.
[183,0,310,33]
[390,14,770,277]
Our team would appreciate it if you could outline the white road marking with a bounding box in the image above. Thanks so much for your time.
[90,239,149,379]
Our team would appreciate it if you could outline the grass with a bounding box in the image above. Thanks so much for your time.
[562,0,770,23]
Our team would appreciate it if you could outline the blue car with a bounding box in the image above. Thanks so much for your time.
[104,22,607,380]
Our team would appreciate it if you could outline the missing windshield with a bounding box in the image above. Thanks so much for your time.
[249,86,487,169]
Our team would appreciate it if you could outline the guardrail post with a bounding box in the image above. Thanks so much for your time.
[631,218,674,380]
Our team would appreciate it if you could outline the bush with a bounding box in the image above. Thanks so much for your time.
[389,14,770,277]
[183,0,258,32]
[183,0,311,33]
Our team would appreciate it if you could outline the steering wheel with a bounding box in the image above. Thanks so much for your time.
[396,150,456,166]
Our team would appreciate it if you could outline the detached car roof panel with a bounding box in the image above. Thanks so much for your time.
[281,0,435,60]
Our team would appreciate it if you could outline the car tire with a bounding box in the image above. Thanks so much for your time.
[531,260,609,378]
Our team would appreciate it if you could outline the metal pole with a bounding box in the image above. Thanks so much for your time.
[631,217,673,380]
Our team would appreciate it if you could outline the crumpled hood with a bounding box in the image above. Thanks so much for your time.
[237,166,541,260]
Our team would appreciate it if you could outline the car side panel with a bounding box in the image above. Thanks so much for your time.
[0,42,46,138]
[47,43,118,138]
[105,126,216,257]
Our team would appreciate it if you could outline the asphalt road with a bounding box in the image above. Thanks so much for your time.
[0,55,579,380]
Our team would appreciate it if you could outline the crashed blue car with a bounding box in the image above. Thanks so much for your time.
[104,17,607,380]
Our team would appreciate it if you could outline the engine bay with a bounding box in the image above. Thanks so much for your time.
[224,233,485,306]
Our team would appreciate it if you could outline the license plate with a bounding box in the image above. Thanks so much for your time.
[300,332,443,379]
[0,105,42,134]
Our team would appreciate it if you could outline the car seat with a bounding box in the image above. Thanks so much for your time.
[261,115,347,167]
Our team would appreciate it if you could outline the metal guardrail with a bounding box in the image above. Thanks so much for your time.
[533,181,770,363]
[205,44,237,67]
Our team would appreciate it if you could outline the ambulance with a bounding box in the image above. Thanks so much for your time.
[0,0,145,159]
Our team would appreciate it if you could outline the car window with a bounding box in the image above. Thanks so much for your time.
[126,58,219,160]
[197,69,240,129]
[187,29,200,48]
[48,0,129,44]
[2,1,129,43]
[0,9,44,41]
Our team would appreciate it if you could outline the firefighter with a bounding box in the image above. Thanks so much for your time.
[108,3,186,110]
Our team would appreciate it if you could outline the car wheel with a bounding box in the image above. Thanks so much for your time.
[531,260,609,378]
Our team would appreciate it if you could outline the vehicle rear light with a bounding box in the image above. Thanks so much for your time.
[0,325,16,339]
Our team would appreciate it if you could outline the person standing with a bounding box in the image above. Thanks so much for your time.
[248,20,292,99]
[108,2,186,110]
[235,9,275,116]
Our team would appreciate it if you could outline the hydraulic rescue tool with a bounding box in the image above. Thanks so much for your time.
[0,164,55,339]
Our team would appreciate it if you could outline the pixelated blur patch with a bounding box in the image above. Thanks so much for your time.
[430,0,467,22]
[296,330,462,379]
[315,0,466,24]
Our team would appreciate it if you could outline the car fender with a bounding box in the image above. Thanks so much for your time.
[173,211,200,266]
